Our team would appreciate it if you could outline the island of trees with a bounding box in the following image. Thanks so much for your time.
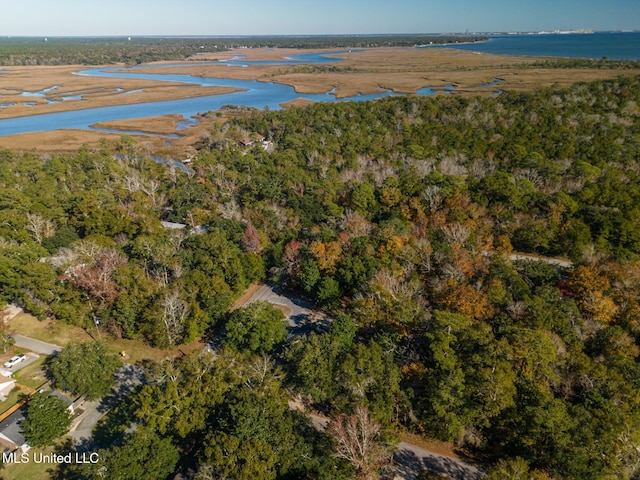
[0,35,487,66]
[1,71,640,479]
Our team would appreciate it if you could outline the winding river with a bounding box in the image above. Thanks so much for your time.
[0,51,446,138]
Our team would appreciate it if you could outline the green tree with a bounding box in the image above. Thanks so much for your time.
[0,316,14,353]
[201,432,278,480]
[22,393,72,447]
[351,182,378,217]
[420,310,516,440]
[316,276,341,308]
[486,457,551,480]
[285,333,343,402]
[224,301,288,354]
[81,428,179,480]
[49,341,120,400]
[134,353,231,438]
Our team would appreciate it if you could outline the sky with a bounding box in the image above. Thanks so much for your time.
[1,0,638,36]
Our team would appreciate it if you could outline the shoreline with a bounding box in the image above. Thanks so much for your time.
[416,38,491,48]
[417,32,640,61]
[1,46,638,154]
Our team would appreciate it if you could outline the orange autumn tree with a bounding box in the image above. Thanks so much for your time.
[568,265,618,325]
[309,240,343,274]
[436,279,493,321]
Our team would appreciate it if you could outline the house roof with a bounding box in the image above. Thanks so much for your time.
[0,408,26,449]
[49,390,73,406]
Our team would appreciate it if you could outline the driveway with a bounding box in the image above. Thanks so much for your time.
[243,283,331,336]
[1,351,40,374]
[70,363,145,450]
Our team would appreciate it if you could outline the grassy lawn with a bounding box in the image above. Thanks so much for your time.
[0,386,23,415]
[10,311,206,364]
[0,354,48,417]
[14,356,48,391]
[10,313,92,346]
[2,446,55,480]
[103,336,206,363]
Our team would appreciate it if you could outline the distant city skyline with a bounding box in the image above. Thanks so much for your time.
[1,0,638,36]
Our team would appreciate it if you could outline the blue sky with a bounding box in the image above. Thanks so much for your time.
[1,0,638,36]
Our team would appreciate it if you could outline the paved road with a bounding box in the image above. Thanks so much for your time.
[69,399,102,444]
[308,413,485,480]
[71,363,145,450]
[508,252,573,268]
[244,283,331,335]
[12,334,62,355]
[391,442,484,480]
[1,306,63,355]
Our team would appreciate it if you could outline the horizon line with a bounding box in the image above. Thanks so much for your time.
[2,30,637,39]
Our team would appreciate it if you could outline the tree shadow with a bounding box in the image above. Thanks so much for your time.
[47,437,84,480]
[97,364,145,413]
[391,448,485,480]
[72,436,96,453]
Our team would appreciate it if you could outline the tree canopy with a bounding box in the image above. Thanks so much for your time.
[48,341,120,400]
[21,393,72,448]
[224,301,288,354]
[4,72,640,479]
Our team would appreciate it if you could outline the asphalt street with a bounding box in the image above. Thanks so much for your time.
[244,283,332,335]
[70,364,145,450]
[12,334,62,355]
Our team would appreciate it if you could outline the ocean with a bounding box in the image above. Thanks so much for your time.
[421,31,640,61]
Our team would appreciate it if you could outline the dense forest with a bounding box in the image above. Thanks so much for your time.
[0,35,486,66]
[2,74,640,478]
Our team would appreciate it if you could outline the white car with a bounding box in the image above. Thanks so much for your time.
[3,354,26,369]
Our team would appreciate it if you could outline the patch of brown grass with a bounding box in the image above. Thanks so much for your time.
[265,47,640,97]
[92,114,189,135]
[400,432,460,460]
[280,98,317,108]
[10,313,93,346]
[0,113,217,159]
[0,64,238,120]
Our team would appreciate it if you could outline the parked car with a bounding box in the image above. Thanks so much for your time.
[3,354,26,369]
